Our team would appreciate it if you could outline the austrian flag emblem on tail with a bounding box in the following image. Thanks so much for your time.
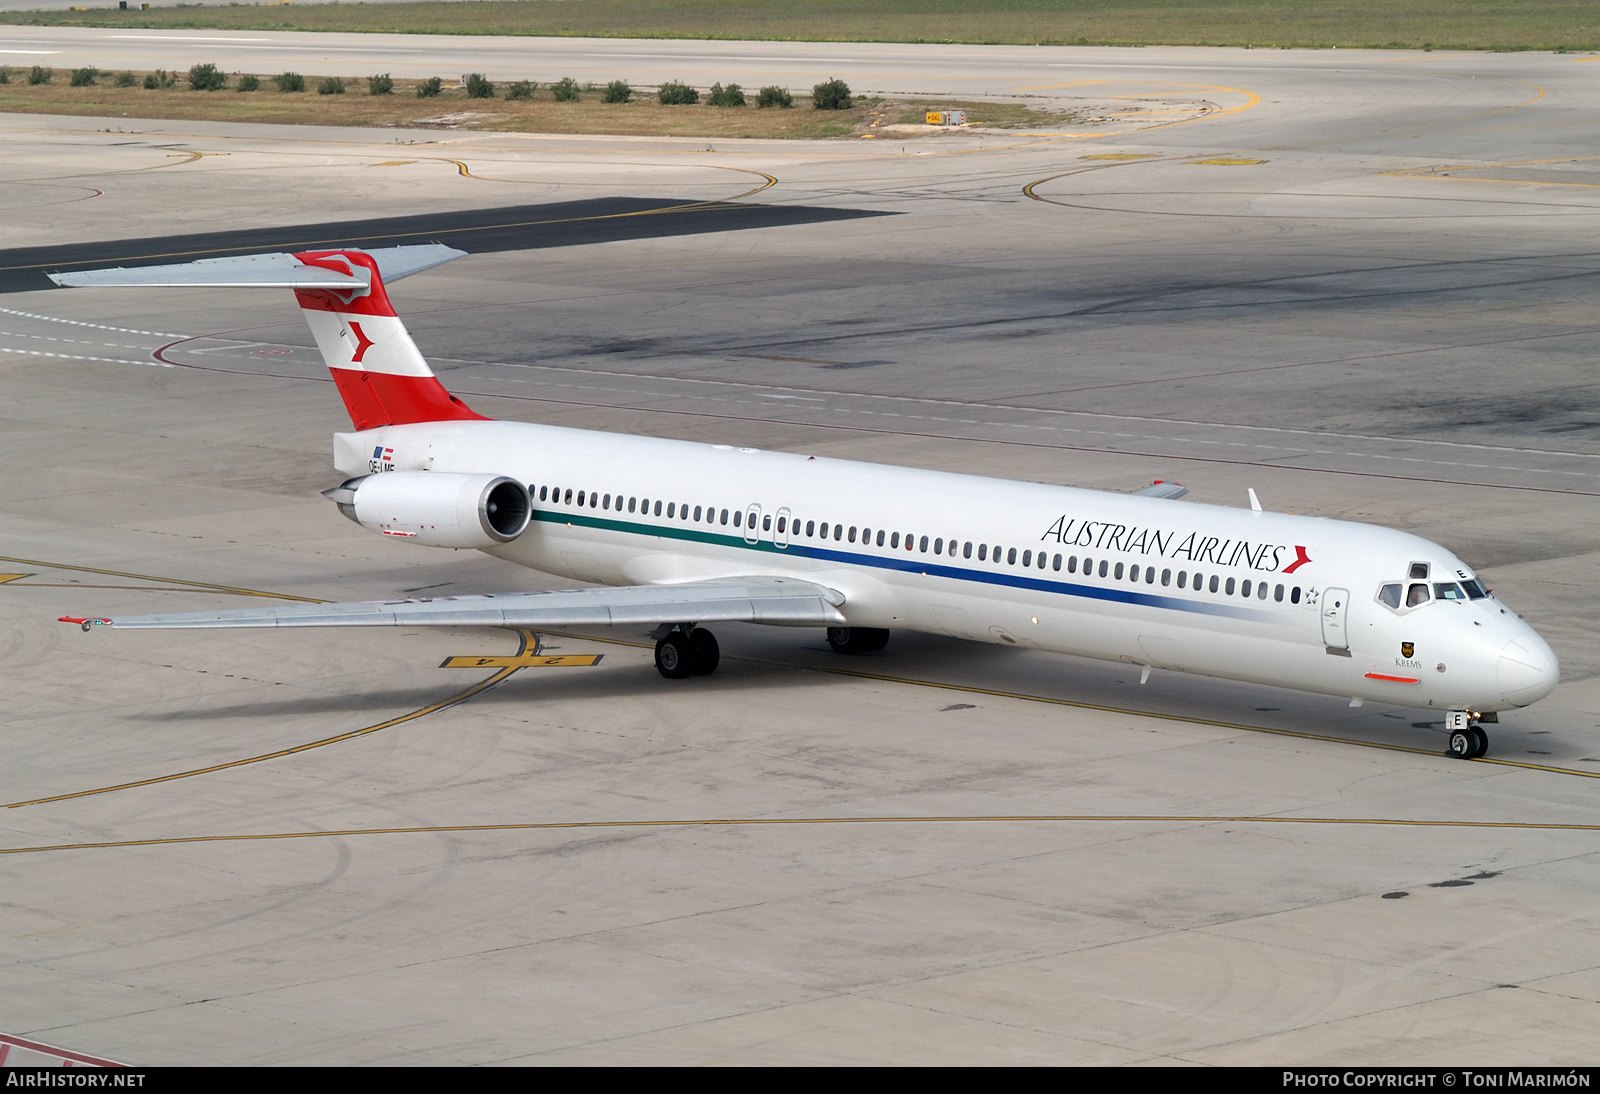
[1283,545,1313,574]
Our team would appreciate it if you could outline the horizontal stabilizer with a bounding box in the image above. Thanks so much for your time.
[1131,480,1189,500]
[48,244,466,291]
[62,576,847,631]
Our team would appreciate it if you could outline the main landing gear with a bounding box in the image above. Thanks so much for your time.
[654,624,720,679]
[1445,710,1489,760]
[826,627,890,654]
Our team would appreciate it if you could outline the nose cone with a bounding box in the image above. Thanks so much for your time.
[1499,633,1560,707]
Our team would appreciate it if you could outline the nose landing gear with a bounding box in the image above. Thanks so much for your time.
[1445,710,1489,759]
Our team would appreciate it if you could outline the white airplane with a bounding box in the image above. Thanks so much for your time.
[51,245,1559,761]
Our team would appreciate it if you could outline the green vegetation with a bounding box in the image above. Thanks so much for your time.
[504,79,534,101]
[114,71,138,88]
[367,72,393,96]
[707,81,744,107]
[29,65,51,85]
[0,68,1056,139]
[465,72,494,98]
[657,79,698,105]
[318,76,345,95]
[3,1,1596,51]
[757,85,793,109]
[273,71,304,92]
[602,79,631,104]
[812,78,851,110]
[187,62,225,91]
[69,66,98,86]
[550,76,579,101]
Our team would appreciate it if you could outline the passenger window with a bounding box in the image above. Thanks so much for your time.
[1023,550,1032,567]
[539,486,549,501]
[1209,575,1219,593]
[807,521,815,537]
[907,533,916,551]
[1291,587,1301,604]
[977,543,986,561]
[1114,562,1124,580]
[1378,583,1402,609]
[1129,564,1139,582]
[601,493,610,509]
[1098,560,1108,578]
[564,489,573,505]
[654,501,663,517]
[876,530,884,547]
[1406,583,1430,607]
[765,515,773,532]
[693,505,701,521]
[721,509,729,525]
[1008,547,1017,565]
[1067,556,1076,573]
[935,537,943,554]
[848,526,857,543]
[892,532,900,548]
[1146,568,1155,584]
[1226,578,1236,595]
[965,542,974,559]
[628,497,637,513]
[1257,582,1267,600]
[1177,571,1186,588]
[1241,579,1251,597]
[1274,583,1284,602]
[1162,568,1172,586]
[576,490,585,507]
[777,516,786,533]
[919,535,929,553]
[1052,553,1061,571]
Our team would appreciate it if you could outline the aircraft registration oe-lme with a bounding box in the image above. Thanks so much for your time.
[51,245,1560,761]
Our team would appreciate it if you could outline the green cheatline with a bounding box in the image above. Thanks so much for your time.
[4,0,1598,52]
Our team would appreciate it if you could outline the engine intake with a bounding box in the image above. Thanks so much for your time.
[323,472,531,549]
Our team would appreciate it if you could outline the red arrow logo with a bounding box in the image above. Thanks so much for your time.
[347,320,375,364]
[1283,545,1313,574]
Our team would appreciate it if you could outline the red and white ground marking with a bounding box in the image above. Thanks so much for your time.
[0,1033,126,1067]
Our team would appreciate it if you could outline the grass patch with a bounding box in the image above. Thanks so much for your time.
[2,1,1597,51]
[0,70,1063,137]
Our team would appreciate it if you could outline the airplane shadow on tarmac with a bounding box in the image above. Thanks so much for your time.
[1,198,892,294]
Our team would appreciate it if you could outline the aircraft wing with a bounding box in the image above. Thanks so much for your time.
[61,576,847,631]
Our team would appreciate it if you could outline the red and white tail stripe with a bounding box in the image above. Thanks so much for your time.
[291,250,487,431]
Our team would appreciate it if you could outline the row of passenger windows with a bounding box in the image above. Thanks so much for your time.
[534,483,1303,603]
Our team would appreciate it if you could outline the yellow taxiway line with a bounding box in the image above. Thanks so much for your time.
[4,813,1597,857]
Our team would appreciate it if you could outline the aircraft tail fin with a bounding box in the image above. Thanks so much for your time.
[49,244,487,431]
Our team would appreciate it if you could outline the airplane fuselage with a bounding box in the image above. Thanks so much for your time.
[336,419,1560,714]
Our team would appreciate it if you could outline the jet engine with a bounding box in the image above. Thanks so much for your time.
[322,472,531,549]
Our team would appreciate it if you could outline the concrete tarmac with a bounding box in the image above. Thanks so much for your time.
[2,33,1598,1065]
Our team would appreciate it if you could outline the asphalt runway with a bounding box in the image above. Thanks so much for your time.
[2,32,1599,1066]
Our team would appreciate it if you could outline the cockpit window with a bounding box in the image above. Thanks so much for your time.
[1409,562,1430,580]
[1461,578,1488,600]
[1434,583,1468,601]
[1378,583,1402,610]
[1406,583,1431,608]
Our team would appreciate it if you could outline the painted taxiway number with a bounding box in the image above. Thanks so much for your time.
[439,654,603,669]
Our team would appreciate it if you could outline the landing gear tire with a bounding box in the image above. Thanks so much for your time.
[688,628,720,676]
[655,632,693,679]
[1448,728,1476,760]
[826,626,890,654]
[1468,726,1489,759]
